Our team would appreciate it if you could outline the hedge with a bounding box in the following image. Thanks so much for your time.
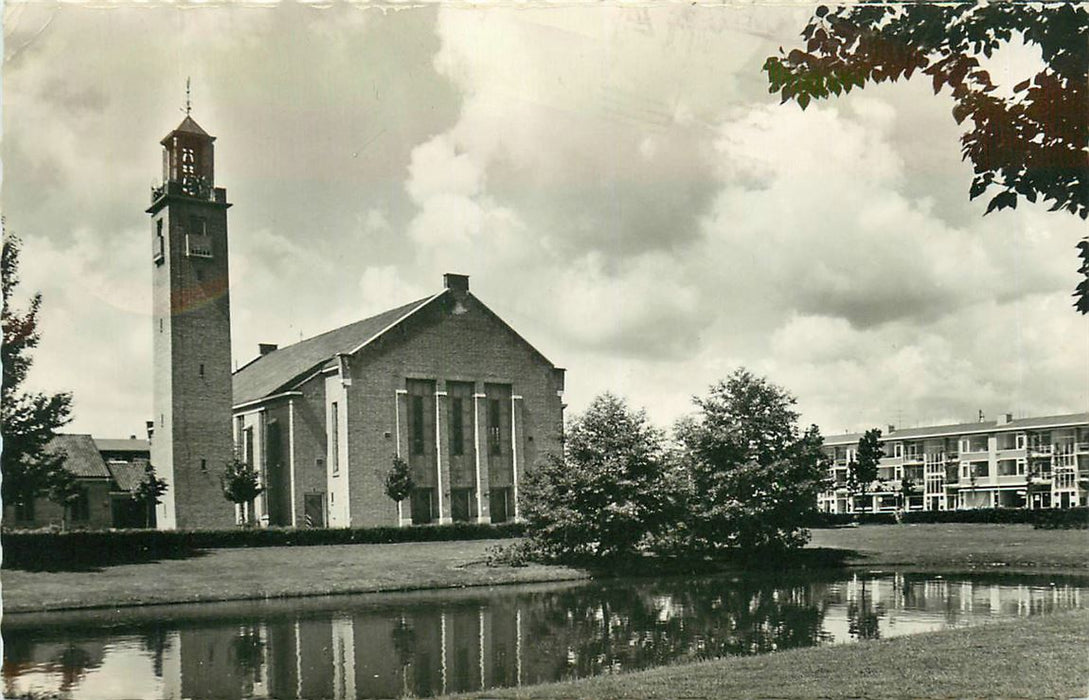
[805,507,1089,530]
[0,521,526,570]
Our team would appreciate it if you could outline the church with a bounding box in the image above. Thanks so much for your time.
[149,114,565,530]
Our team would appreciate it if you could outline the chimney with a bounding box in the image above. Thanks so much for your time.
[887,424,896,434]
[259,343,278,356]
[129,434,137,440]
[997,412,1013,426]
[443,273,469,292]
[145,420,155,441]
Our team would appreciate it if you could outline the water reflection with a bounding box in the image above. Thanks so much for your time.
[4,572,1086,699]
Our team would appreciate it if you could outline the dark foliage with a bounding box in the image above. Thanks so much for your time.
[384,456,413,504]
[850,427,883,512]
[806,506,1088,529]
[132,462,169,528]
[677,369,828,553]
[764,3,1089,312]
[1,229,74,507]
[520,393,682,561]
[0,521,527,570]
[221,456,264,526]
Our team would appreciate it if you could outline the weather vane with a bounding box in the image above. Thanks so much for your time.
[184,77,192,116]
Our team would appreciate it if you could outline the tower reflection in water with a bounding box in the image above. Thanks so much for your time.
[3,573,1085,700]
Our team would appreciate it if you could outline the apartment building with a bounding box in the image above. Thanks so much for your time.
[819,412,1089,513]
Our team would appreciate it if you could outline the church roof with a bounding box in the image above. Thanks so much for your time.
[161,115,212,144]
[48,434,111,479]
[95,437,151,454]
[232,294,439,406]
[107,458,150,493]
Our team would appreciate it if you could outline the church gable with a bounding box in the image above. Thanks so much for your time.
[328,286,560,380]
[234,274,561,408]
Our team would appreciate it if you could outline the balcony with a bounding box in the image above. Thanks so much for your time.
[150,180,226,204]
[186,234,213,258]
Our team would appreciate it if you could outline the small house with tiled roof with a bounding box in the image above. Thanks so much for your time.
[2,434,154,529]
[231,273,565,529]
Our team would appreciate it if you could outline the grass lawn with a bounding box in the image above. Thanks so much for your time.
[808,523,1089,571]
[460,608,1089,699]
[1,538,585,614]
[3,524,1085,615]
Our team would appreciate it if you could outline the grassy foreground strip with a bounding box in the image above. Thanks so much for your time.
[3,524,1085,614]
[459,608,1089,700]
[807,523,1089,571]
[1,539,584,614]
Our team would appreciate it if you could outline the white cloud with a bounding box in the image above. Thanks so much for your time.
[5,3,1085,441]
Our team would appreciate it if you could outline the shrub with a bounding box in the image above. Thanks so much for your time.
[805,507,1089,529]
[520,394,682,561]
[677,369,827,552]
[1,521,526,570]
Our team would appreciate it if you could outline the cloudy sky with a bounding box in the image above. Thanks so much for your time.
[4,2,1087,440]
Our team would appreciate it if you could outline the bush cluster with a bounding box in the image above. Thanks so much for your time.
[1,521,526,570]
[805,507,1089,529]
[516,371,829,564]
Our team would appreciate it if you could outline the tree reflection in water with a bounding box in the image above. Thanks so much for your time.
[6,572,1088,699]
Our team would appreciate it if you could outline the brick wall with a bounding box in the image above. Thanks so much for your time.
[150,194,236,530]
[338,289,564,527]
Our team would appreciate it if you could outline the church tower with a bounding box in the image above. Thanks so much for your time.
[147,114,236,529]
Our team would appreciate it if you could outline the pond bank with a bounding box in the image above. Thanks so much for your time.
[450,607,1089,699]
[1,539,587,615]
[3,524,1086,614]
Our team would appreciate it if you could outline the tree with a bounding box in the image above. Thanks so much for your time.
[45,467,81,531]
[221,456,264,527]
[849,428,883,513]
[1,228,74,511]
[385,456,413,527]
[132,461,168,528]
[520,393,678,561]
[676,369,827,552]
[764,3,1089,312]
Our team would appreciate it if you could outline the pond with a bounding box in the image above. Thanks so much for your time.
[4,570,1086,699]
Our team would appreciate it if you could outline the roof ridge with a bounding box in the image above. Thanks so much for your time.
[242,294,434,364]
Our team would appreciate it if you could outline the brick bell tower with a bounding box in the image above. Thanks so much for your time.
[147,111,236,529]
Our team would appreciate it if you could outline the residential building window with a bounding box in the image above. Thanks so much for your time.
[488,399,502,456]
[998,459,1018,476]
[330,402,339,475]
[1016,433,1026,450]
[15,499,35,522]
[894,443,903,459]
[70,488,90,522]
[450,397,465,456]
[410,395,425,455]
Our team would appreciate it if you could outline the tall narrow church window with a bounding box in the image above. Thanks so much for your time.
[488,400,502,455]
[450,398,464,456]
[154,219,165,265]
[411,395,425,455]
[330,402,340,475]
[243,427,255,468]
